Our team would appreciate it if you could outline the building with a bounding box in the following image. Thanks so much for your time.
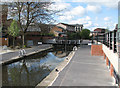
[0,4,9,46]
[0,4,54,46]
[94,28,106,33]
[50,26,63,37]
[57,23,83,32]
[50,23,83,37]
[93,28,106,36]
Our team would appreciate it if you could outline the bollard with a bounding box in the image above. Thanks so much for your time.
[22,49,26,56]
[19,49,23,57]
[19,49,26,57]
[73,46,77,51]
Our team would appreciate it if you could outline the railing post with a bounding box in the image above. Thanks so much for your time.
[92,32,93,44]
[107,33,108,47]
[108,32,109,47]
[105,33,107,46]
[110,31,112,50]
[118,32,120,57]
[103,33,105,44]
[97,33,98,44]
[113,30,117,53]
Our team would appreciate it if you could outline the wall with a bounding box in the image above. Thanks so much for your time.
[102,44,118,73]
[50,26,63,37]
[91,44,103,56]
[0,38,8,46]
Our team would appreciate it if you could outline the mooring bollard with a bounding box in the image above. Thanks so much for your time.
[22,49,26,56]
[73,46,77,51]
[19,49,26,57]
[19,49,23,57]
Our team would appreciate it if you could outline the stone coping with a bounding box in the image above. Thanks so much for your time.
[1,47,52,65]
[36,51,75,88]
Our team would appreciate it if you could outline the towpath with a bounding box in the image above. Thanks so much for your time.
[52,45,116,87]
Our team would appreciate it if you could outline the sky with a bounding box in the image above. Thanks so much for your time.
[49,0,119,31]
[1,0,119,31]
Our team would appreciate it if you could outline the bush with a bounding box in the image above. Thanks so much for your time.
[23,45,26,48]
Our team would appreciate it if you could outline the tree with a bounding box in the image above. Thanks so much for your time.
[80,29,90,39]
[8,2,61,47]
[0,26,2,33]
[105,28,110,33]
[67,32,81,40]
[38,23,51,34]
[8,20,20,48]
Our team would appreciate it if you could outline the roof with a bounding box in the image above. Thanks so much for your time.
[94,28,105,32]
[59,23,83,27]
[27,25,41,32]
[57,26,65,30]
[115,24,118,30]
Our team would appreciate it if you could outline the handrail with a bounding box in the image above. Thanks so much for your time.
[93,30,118,54]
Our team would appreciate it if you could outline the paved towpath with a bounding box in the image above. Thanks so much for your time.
[0,44,52,64]
[52,45,115,86]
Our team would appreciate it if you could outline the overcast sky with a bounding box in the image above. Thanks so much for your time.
[50,0,119,31]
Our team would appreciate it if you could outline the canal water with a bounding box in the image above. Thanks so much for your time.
[2,49,71,87]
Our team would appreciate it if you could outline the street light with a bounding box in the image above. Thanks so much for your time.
[64,30,67,55]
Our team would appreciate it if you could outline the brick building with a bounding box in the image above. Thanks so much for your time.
[50,23,83,37]
[0,4,9,46]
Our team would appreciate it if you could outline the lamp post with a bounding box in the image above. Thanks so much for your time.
[65,30,67,55]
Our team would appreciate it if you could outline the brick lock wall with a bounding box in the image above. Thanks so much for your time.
[91,44,103,56]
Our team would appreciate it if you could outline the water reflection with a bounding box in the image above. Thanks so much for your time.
[2,50,69,87]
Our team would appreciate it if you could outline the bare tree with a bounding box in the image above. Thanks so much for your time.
[8,2,59,47]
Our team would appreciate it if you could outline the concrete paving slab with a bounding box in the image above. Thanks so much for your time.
[52,45,115,86]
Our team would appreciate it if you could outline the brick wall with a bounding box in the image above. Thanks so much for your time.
[91,44,103,56]
[50,26,63,37]
[0,38,8,46]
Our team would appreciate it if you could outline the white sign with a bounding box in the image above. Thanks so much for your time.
[38,42,42,44]
[5,38,7,40]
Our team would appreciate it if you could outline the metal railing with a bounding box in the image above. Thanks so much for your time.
[94,30,119,54]
[93,30,120,85]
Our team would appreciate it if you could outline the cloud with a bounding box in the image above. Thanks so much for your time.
[69,16,92,28]
[94,23,99,26]
[86,16,91,20]
[52,0,64,2]
[95,17,98,20]
[104,17,111,21]
[49,2,71,10]
[103,20,117,30]
[86,5,102,13]
[59,15,73,21]
[57,4,102,22]
[84,21,92,28]
[58,5,86,21]
[71,0,119,9]
[65,6,86,17]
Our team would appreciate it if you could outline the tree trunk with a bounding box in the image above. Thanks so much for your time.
[22,34,25,48]
[13,37,15,49]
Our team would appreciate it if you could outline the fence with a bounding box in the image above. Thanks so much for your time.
[93,30,120,85]
[93,30,119,55]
